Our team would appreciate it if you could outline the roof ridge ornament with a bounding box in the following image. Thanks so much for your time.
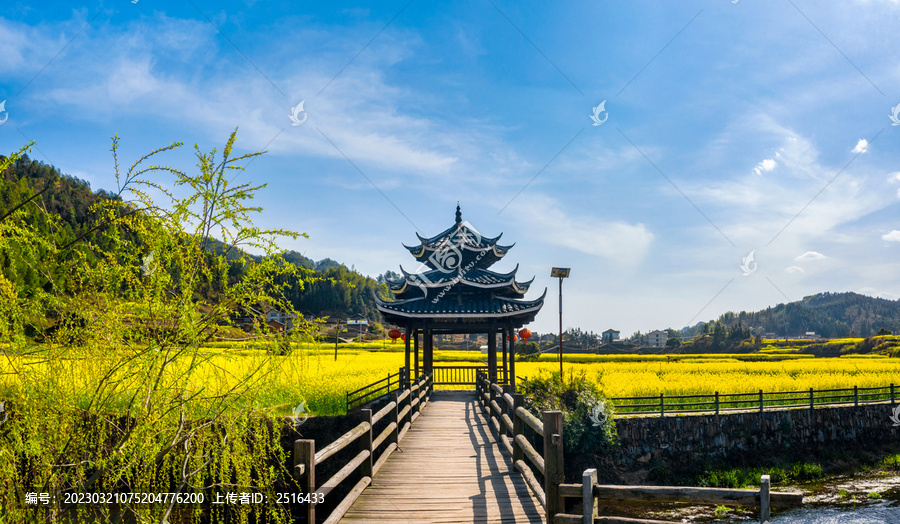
[455,202,462,225]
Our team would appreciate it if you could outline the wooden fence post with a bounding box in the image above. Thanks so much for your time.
[759,390,764,413]
[361,409,373,480]
[660,393,664,417]
[582,468,597,524]
[544,410,564,521]
[715,391,719,416]
[854,385,859,407]
[389,391,399,446]
[809,388,814,410]
[294,439,316,523]
[512,393,524,470]
[759,474,770,523]
[489,380,496,424]
[892,383,896,405]
[475,372,480,399]
[502,384,513,437]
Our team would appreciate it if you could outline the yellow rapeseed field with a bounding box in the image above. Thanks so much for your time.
[517,357,900,398]
[4,343,900,416]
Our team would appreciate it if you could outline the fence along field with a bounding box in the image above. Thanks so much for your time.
[6,345,900,417]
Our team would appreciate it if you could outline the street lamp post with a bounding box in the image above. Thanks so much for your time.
[550,267,570,383]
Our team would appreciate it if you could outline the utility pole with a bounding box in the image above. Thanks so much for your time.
[334,319,342,361]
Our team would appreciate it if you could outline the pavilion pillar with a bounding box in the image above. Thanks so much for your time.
[501,328,508,385]
[508,326,516,388]
[488,324,498,383]
[424,328,434,376]
[413,328,420,379]
[404,325,411,379]
[509,326,517,391]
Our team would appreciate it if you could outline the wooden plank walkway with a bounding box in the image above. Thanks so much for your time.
[340,390,545,523]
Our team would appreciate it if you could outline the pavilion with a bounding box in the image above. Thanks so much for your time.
[374,205,545,387]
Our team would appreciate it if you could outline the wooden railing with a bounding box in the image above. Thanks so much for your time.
[612,383,899,416]
[476,371,564,521]
[553,471,802,524]
[477,373,802,524]
[432,365,488,386]
[346,368,408,412]
[294,373,432,523]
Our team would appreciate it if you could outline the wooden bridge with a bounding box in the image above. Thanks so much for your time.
[294,366,801,524]
[340,390,544,523]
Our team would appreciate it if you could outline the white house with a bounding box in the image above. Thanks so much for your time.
[266,309,297,330]
[646,330,667,347]
[601,329,620,344]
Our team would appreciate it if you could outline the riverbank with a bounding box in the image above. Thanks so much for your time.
[582,442,900,522]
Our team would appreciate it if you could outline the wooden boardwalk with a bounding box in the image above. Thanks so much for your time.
[340,390,545,524]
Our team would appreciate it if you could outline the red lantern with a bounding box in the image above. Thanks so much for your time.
[518,328,532,341]
[400,333,406,341]
[388,329,401,343]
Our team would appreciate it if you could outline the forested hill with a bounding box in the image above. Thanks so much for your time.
[0,154,389,322]
[683,292,900,338]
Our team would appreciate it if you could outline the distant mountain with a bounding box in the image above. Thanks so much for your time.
[0,155,387,323]
[683,292,900,338]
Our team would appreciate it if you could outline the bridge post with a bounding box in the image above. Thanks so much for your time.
[361,409,373,480]
[389,391,399,447]
[760,474,770,523]
[502,384,513,438]
[543,410,564,521]
[582,468,597,524]
[293,439,316,522]
[488,379,496,429]
[512,393,524,470]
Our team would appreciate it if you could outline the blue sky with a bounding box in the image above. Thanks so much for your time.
[2,1,899,336]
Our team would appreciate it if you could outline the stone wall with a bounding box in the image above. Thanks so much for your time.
[615,403,900,465]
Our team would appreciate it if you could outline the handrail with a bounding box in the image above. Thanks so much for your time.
[476,371,563,521]
[553,470,802,524]
[295,370,432,523]
[431,365,488,386]
[611,383,898,416]
[477,372,811,524]
[346,370,406,412]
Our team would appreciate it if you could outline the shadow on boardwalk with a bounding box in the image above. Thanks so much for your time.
[340,390,544,523]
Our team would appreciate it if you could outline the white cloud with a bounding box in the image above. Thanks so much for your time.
[753,158,777,175]
[852,138,869,153]
[504,194,654,264]
[795,251,826,260]
[785,266,805,274]
[883,230,900,242]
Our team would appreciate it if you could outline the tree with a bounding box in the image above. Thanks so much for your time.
[0,131,308,522]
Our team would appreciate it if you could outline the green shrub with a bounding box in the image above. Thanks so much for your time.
[520,370,617,454]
